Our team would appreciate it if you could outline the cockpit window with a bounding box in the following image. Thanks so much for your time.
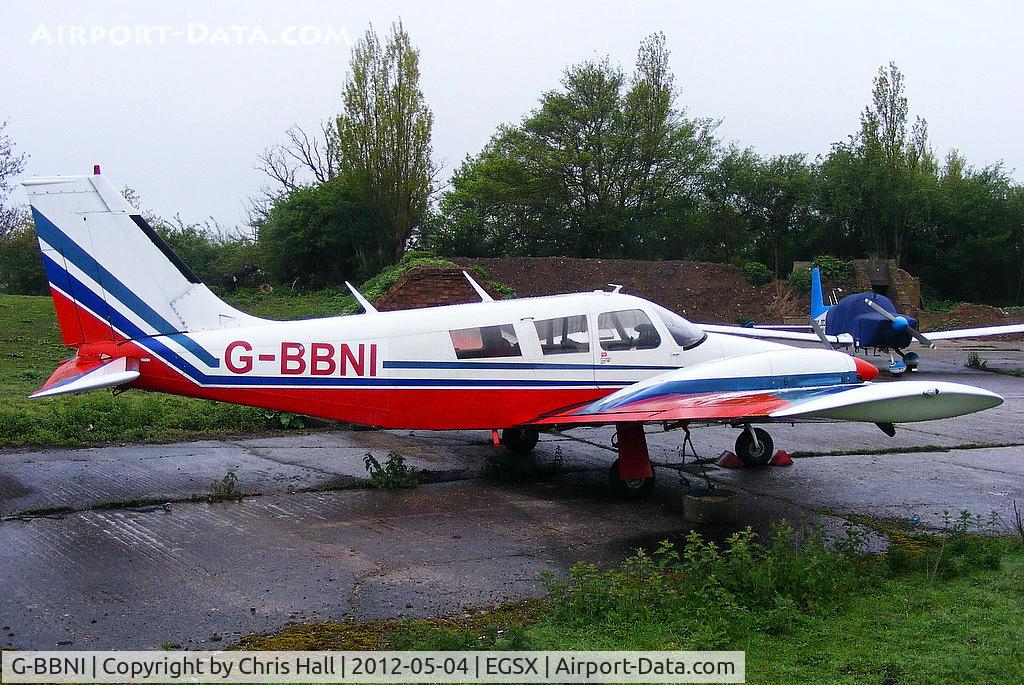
[598,309,662,351]
[652,304,707,349]
[534,315,590,355]
[450,324,522,359]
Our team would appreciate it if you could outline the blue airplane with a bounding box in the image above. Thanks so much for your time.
[808,267,1024,373]
[703,267,1024,374]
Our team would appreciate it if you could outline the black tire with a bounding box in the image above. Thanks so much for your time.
[608,458,655,499]
[734,428,774,466]
[501,427,540,454]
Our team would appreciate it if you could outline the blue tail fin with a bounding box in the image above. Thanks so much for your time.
[810,267,829,319]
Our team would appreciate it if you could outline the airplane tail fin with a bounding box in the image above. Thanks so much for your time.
[23,169,261,348]
[809,266,829,320]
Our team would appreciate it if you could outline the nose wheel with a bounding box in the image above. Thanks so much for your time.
[734,427,774,466]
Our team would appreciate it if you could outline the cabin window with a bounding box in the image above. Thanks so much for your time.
[598,309,662,351]
[449,324,521,359]
[651,304,707,349]
[533,315,590,355]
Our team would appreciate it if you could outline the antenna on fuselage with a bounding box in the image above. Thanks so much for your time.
[345,281,379,314]
[462,271,494,302]
[608,284,624,294]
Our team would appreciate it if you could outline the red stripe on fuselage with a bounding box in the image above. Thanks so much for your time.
[55,294,612,429]
[133,352,610,428]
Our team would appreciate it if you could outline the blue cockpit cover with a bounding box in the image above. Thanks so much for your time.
[824,292,917,348]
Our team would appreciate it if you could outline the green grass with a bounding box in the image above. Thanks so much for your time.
[0,252,515,448]
[236,522,1024,684]
[0,293,329,448]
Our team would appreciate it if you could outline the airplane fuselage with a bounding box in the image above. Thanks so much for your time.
[98,291,786,429]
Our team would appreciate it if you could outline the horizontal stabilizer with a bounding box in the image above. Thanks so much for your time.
[31,356,139,399]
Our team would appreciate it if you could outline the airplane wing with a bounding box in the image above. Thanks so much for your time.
[918,323,1024,342]
[528,349,1001,427]
[698,323,853,345]
[31,355,139,399]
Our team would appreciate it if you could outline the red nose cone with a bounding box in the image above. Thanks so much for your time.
[854,357,879,381]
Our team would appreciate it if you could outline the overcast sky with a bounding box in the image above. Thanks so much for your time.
[3,1,1023,227]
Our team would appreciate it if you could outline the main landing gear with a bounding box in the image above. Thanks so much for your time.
[734,426,774,466]
[608,423,656,499]
[501,427,539,454]
[605,423,784,500]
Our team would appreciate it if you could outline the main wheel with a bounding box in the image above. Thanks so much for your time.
[608,458,655,500]
[734,428,774,466]
[501,427,540,454]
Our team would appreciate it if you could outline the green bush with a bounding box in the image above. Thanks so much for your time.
[0,223,47,294]
[258,179,383,288]
[155,219,261,289]
[787,267,813,292]
[884,510,1007,580]
[741,261,773,286]
[544,522,868,644]
[812,254,854,285]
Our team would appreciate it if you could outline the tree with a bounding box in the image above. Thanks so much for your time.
[743,154,817,277]
[432,33,716,258]
[0,219,46,295]
[258,178,381,287]
[0,119,28,237]
[817,63,936,265]
[337,21,437,262]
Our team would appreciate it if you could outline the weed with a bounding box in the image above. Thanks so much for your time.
[363,451,418,489]
[885,509,1009,580]
[264,412,306,429]
[967,350,989,369]
[209,470,243,502]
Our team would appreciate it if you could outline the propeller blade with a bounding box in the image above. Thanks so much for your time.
[907,327,936,349]
[864,298,935,348]
[808,316,832,348]
[863,298,898,322]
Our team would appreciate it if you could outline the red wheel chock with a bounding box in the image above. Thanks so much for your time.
[715,451,745,468]
[715,450,793,468]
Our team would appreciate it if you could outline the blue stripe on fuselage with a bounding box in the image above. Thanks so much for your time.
[583,371,860,413]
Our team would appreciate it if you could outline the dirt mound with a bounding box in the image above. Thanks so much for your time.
[456,257,802,324]
[919,303,1024,340]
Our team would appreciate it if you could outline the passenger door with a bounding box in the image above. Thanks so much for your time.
[592,308,674,387]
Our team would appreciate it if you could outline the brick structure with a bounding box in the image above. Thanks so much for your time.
[793,258,923,316]
[372,266,501,311]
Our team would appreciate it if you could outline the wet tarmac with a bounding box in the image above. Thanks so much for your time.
[1,343,1022,649]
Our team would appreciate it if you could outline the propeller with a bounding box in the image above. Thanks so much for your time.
[863,299,935,349]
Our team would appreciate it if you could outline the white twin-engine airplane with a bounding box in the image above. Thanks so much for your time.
[23,170,1004,498]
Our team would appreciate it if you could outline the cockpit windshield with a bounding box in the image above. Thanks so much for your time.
[652,304,707,350]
